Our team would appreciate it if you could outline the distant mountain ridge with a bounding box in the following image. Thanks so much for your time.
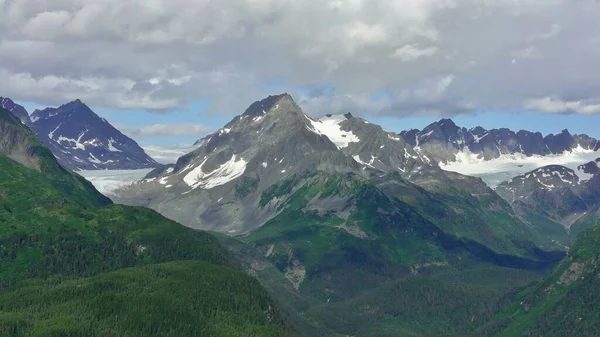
[400,118,599,164]
[1,97,157,170]
[0,97,32,126]
[495,159,600,230]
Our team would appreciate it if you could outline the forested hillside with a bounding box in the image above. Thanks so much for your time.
[480,226,600,336]
[0,107,296,336]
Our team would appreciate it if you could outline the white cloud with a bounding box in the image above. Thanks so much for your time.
[523,97,600,114]
[392,45,439,62]
[0,0,599,117]
[120,123,211,137]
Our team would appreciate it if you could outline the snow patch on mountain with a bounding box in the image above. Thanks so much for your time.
[183,155,247,190]
[352,155,376,168]
[108,138,122,152]
[307,115,360,149]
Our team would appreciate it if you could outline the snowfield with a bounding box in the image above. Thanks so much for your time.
[183,154,248,190]
[306,115,360,149]
[440,146,599,187]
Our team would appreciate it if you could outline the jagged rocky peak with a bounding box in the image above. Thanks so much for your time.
[137,92,434,197]
[399,118,600,164]
[544,129,574,154]
[433,118,459,131]
[0,97,31,126]
[120,93,372,232]
[470,126,486,135]
[175,93,358,178]
[32,99,92,122]
[399,129,419,146]
[241,93,294,118]
[512,165,581,190]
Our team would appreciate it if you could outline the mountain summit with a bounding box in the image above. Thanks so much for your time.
[25,99,158,170]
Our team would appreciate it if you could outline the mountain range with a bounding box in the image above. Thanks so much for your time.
[116,94,553,251]
[400,118,599,164]
[2,95,600,336]
[0,97,157,170]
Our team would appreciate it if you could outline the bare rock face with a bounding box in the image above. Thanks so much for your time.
[0,97,32,126]
[0,108,40,170]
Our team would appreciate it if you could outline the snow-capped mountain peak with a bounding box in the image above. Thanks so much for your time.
[119,93,448,233]
[24,98,158,170]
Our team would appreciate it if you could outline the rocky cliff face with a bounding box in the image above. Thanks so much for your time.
[0,97,32,126]
[0,107,40,170]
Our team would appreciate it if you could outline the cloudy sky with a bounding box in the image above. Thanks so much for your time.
[2,0,600,148]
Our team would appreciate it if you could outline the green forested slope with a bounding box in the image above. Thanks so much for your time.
[0,107,296,336]
[482,226,600,337]
[0,261,285,337]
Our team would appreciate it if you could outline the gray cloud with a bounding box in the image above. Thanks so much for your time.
[523,97,600,114]
[1,0,600,117]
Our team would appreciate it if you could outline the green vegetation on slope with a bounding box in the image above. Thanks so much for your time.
[223,229,547,337]
[248,173,451,300]
[482,226,600,337]
[377,171,552,257]
[0,106,296,336]
[0,152,230,284]
[233,170,571,336]
[305,267,540,337]
[0,261,285,337]
[0,108,111,208]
